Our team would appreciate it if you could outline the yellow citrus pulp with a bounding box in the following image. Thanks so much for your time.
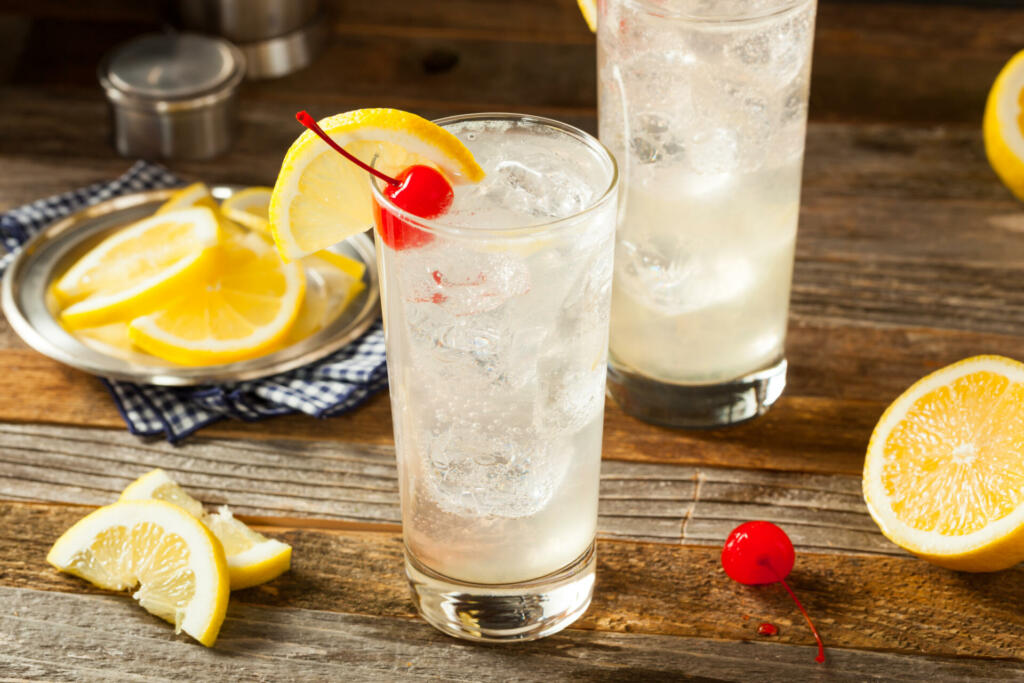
[863,355,1024,571]
[120,469,292,591]
[47,500,230,646]
[54,185,367,365]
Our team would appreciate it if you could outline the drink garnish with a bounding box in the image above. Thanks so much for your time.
[722,521,825,663]
[274,109,485,259]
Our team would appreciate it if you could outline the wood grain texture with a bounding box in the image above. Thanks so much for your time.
[6,587,1022,682]
[1,2,1020,125]
[0,423,896,554]
[3,318,1024,474]
[4,501,1024,661]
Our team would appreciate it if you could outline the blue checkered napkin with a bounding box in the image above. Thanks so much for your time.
[1,161,388,443]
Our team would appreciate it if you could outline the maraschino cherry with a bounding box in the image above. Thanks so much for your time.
[722,521,826,664]
[294,111,451,249]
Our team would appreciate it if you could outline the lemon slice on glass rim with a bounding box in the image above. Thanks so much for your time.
[269,108,484,261]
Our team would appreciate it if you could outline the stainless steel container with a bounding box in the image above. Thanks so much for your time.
[177,0,319,43]
[98,33,246,161]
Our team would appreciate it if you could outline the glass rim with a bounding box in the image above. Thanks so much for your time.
[369,112,619,241]
[618,0,813,24]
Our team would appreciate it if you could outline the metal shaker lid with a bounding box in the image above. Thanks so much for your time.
[99,33,245,109]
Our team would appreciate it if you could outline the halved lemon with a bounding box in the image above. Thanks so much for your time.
[984,49,1024,201]
[128,231,305,365]
[863,355,1024,571]
[577,0,597,32]
[57,208,220,328]
[46,500,229,647]
[269,108,484,261]
[221,186,273,234]
[120,469,292,591]
[157,182,219,215]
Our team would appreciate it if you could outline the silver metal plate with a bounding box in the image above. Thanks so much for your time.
[1,186,380,386]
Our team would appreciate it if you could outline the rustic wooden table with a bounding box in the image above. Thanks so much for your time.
[2,1,1024,680]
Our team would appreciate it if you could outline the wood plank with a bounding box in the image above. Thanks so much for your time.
[5,587,1021,682]
[0,422,896,554]
[4,501,1024,660]
[3,318,1024,474]
[2,3,1021,125]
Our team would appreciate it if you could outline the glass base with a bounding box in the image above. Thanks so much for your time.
[607,357,787,429]
[405,542,596,643]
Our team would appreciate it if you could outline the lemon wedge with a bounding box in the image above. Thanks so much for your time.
[47,500,229,646]
[221,186,274,234]
[127,231,305,365]
[269,108,484,260]
[57,208,220,329]
[984,49,1024,201]
[120,469,292,591]
[863,355,1024,571]
[157,182,219,214]
[577,0,597,32]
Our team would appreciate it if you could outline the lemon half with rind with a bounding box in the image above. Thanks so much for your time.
[269,108,485,261]
[46,499,229,647]
[984,49,1024,201]
[863,355,1024,572]
[120,468,292,591]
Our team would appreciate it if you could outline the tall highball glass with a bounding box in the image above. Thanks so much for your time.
[371,114,618,641]
[599,0,817,427]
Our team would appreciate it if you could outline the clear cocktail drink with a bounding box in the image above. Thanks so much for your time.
[372,114,618,641]
[599,0,817,426]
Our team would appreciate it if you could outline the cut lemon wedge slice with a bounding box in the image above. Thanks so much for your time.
[157,182,219,215]
[120,469,292,591]
[46,500,229,647]
[269,108,484,260]
[57,208,220,329]
[863,355,1024,571]
[128,231,305,365]
[984,49,1024,201]
[221,186,274,234]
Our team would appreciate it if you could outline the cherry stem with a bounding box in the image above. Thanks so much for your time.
[779,578,826,664]
[295,111,400,187]
[758,558,825,664]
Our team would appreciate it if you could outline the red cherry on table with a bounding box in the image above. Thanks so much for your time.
[721,520,795,585]
[722,521,826,664]
[376,165,453,250]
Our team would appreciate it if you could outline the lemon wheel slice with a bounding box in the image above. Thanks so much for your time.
[57,207,220,328]
[120,469,292,591]
[128,231,305,365]
[269,108,484,261]
[157,182,219,215]
[863,355,1024,571]
[984,49,1024,201]
[46,500,229,647]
